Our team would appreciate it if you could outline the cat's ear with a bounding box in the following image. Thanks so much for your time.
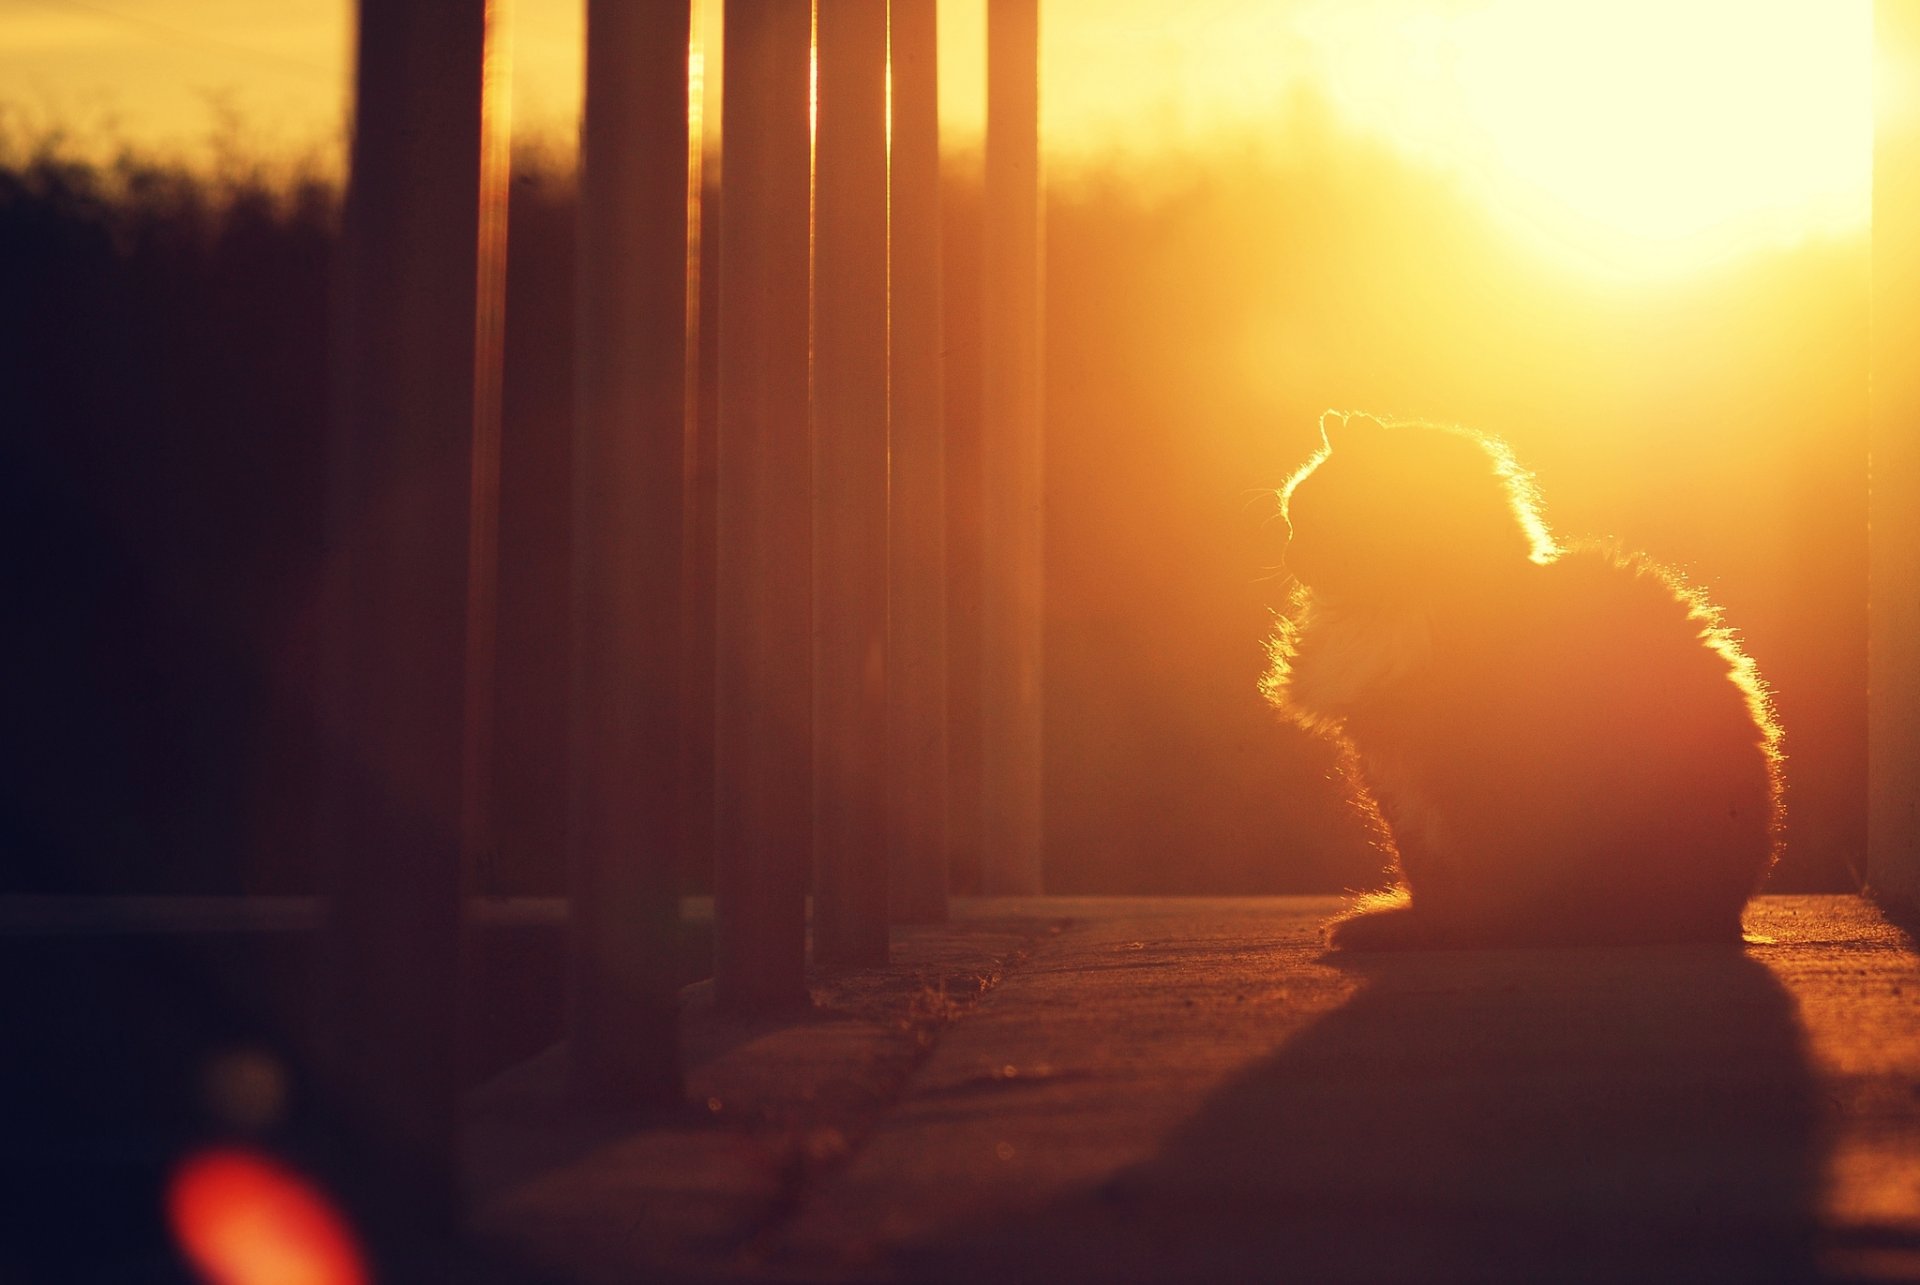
[1319,410,1386,452]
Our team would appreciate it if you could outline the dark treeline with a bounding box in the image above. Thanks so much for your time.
[0,109,1865,897]
[1,149,334,894]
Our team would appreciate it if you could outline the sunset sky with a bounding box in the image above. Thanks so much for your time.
[0,0,1873,277]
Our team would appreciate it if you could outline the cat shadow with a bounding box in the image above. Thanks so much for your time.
[909,944,1823,1284]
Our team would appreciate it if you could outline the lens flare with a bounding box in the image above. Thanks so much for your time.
[167,1148,367,1285]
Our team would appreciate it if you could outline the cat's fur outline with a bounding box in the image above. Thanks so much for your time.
[1266,412,1783,950]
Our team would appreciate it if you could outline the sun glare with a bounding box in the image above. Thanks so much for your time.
[1299,0,1872,277]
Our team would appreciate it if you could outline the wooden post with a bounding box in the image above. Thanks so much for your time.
[714,0,814,1009]
[321,0,506,1246]
[681,0,721,958]
[568,0,692,1106]
[887,0,950,923]
[944,158,988,896]
[980,0,1044,893]
[812,0,892,965]
[1872,0,1920,907]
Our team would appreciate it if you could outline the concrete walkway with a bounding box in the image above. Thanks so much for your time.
[470,896,1920,1283]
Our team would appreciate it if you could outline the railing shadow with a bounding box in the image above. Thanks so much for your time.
[912,944,1822,1283]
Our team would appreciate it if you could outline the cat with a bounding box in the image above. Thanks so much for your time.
[1265,412,1782,950]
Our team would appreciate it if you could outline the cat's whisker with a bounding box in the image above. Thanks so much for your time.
[1240,486,1288,522]
[1250,563,1297,589]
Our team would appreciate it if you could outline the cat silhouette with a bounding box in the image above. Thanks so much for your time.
[1267,412,1781,949]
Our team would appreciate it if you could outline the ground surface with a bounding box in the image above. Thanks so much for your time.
[469,895,1920,1283]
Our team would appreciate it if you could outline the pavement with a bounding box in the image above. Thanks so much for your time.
[468,895,1920,1283]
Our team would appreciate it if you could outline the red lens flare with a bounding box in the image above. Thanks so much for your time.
[167,1147,368,1285]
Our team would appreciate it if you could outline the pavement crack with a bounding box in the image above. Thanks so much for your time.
[734,916,1069,1263]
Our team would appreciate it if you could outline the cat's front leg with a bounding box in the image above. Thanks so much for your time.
[1327,782,1461,950]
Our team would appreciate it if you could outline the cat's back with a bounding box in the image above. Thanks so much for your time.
[1376,545,1774,793]
[1531,545,1766,728]
[1480,546,1778,823]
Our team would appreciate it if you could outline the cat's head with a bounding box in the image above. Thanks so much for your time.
[1280,412,1555,606]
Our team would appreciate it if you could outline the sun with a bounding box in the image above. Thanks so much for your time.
[1300,0,1872,277]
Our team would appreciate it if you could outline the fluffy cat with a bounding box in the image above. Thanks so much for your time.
[1265,413,1781,950]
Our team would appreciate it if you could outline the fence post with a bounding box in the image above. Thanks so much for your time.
[888,0,951,923]
[1872,0,1920,907]
[813,0,894,965]
[980,0,1045,894]
[568,0,693,1105]
[321,0,506,1247]
[681,2,722,976]
[714,0,815,1008]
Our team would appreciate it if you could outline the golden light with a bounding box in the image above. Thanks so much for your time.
[1298,0,1872,277]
